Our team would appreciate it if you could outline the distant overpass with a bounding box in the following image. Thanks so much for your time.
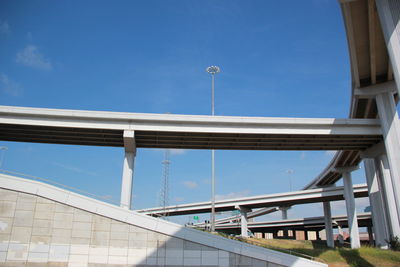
[137,184,368,217]
[213,213,372,234]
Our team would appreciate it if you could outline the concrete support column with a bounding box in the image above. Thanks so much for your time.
[375,0,400,95]
[280,206,289,220]
[120,130,136,210]
[335,166,361,249]
[363,158,390,248]
[236,205,251,237]
[375,91,400,227]
[376,155,400,238]
[337,225,344,245]
[323,201,334,248]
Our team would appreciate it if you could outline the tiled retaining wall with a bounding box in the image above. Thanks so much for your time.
[0,188,283,267]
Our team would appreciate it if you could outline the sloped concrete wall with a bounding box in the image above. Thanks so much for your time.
[0,174,326,267]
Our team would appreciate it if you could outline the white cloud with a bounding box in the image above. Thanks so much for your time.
[182,180,198,189]
[215,190,250,201]
[169,149,186,155]
[0,21,10,34]
[16,45,53,71]
[52,162,98,177]
[0,73,22,96]
[174,197,184,202]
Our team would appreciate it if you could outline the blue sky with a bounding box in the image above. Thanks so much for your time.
[0,0,370,224]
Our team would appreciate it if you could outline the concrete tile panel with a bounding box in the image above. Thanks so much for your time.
[67,263,88,267]
[10,227,32,242]
[90,231,110,246]
[218,250,229,259]
[15,201,35,211]
[70,245,89,255]
[0,251,6,262]
[34,211,54,220]
[128,225,145,233]
[127,248,147,258]
[30,236,51,244]
[0,190,18,202]
[88,254,108,264]
[70,238,89,245]
[109,231,128,241]
[92,216,110,232]
[108,255,127,264]
[54,203,74,214]
[146,257,157,265]
[110,222,129,233]
[3,261,27,266]
[72,210,92,223]
[89,246,108,256]
[184,257,201,266]
[156,248,165,258]
[53,213,73,228]
[36,198,53,204]
[201,251,218,265]
[108,247,127,256]
[183,241,203,251]
[13,210,34,227]
[68,254,88,263]
[218,257,229,267]
[0,202,16,218]
[33,219,52,229]
[165,249,183,258]
[0,242,8,252]
[49,245,69,262]
[165,256,183,265]
[32,227,52,236]
[17,193,36,203]
[29,244,50,253]
[165,237,183,250]
[6,243,29,261]
[109,239,128,248]
[0,234,10,242]
[183,250,201,258]
[0,218,13,234]
[35,203,55,213]
[72,222,91,232]
[27,252,49,262]
[71,229,91,239]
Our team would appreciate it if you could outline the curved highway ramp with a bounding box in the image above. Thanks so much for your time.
[0,173,326,267]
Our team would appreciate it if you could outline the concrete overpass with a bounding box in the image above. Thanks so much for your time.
[0,105,382,150]
[138,184,368,217]
[214,213,372,234]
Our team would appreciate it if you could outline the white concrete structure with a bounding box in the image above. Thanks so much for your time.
[138,184,368,216]
[235,205,251,238]
[323,202,334,248]
[0,173,326,267]
[121,130,136,209]
[336,167,361,249]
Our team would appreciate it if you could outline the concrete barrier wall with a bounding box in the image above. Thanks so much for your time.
[0,174,327,267]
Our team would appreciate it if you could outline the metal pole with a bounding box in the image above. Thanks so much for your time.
[206,65,220,233]
[211,73,216,232]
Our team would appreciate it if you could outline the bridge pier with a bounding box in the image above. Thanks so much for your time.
[375,91,400,232]
[336,166,360,249]
[375,154,400,238]
[120,130,136,210]
[236,205,251,237]
[323,201,334,248]
[362,155,389,248]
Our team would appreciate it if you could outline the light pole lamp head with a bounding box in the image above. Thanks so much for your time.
[206,66,220,75]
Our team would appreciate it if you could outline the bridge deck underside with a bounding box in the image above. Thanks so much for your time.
[0,124,382,151]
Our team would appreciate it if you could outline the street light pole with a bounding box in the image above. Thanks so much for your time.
[206,66,220,232]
